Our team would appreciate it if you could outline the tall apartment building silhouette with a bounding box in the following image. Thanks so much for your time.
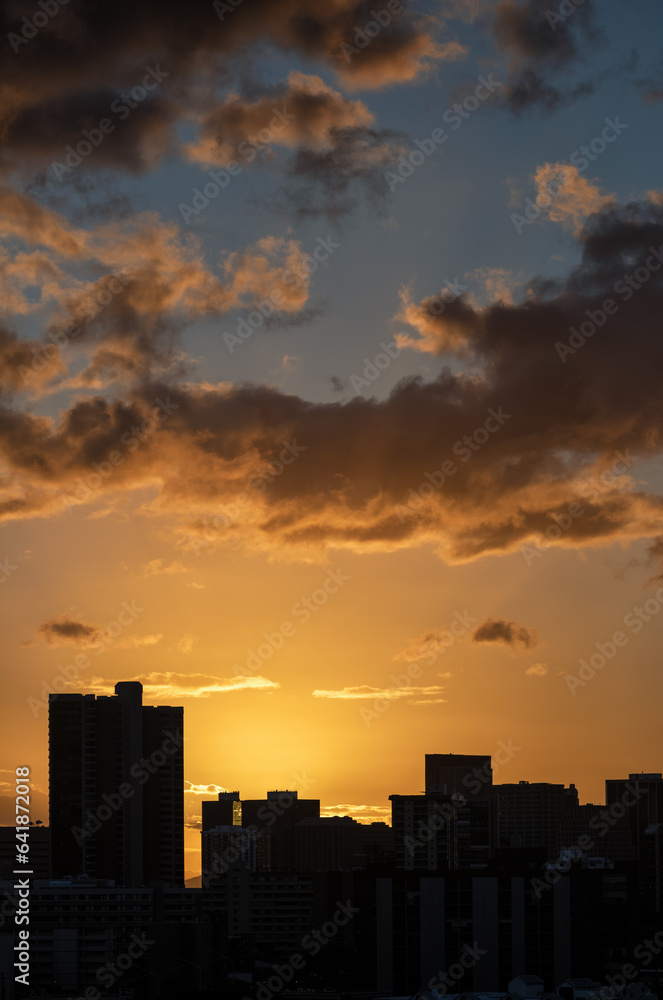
[49,681,183,886]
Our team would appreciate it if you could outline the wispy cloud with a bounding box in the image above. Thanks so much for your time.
[395,627,457,663]
[184,781,229,796]
[320,803,392,823]
[175,633,198,654]
[526,663,548,676]
[312,683,447,704]
[138,558,189,577]
[63,672,279,700]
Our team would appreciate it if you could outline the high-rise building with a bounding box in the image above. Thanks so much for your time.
[201,824,269,882]
[390,793,495,870]
[49,681,183,886]
[425,753,493,797]
[495,781,579,855]
[202,790,241,831]
[606,773,663,860]
[241,790,320,869]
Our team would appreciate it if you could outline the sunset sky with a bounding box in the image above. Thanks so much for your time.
[1,0,663,875]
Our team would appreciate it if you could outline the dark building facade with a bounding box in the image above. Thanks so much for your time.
[241,790,320,868]
[495,781,579,855]
[606,773,663,861]
[49,681,183,886]
[390,793,496,870]
[202,790,241,831]
[426,753,493,797]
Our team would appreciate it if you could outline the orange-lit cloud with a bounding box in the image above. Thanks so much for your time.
[185,782,229,796]
[321,803,392,823]
[2,197,663,571]
[493,0,604,114]
[312,683,447,704]
[532,163,613,232]
[395,627,461,663]
[3,204,314,393]
[186,72,375,167]
[175,634,199,654]
[0,0,466,178]
[139,558,189,577]
[65,672,279,699]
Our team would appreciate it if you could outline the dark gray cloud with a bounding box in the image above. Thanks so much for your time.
[26,614,99,647]
[473,617,539,650]
[491,0,605,113]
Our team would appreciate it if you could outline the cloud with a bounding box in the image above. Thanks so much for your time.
[526,663,548,675]
[473,618,539,650]
[320,803,392,822]
[115,634,163,650]
[280,125,407,219]
[0,186,86,256]
[0,0,462,176]
[64,672,278,699]
[312,683,447,703]
[395,628,459,663]
[3,197,663,567]
[1,205,314,394]
[176,634,198,654]
[139,558,188,577]
[185,72,374,167]
[184,781,229,796]
[24,614,100,647]
[636,56,663,102]
[184,71,409,219]
[22,615,162,650]
[491,0,604,113]
[530,163,613,233]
